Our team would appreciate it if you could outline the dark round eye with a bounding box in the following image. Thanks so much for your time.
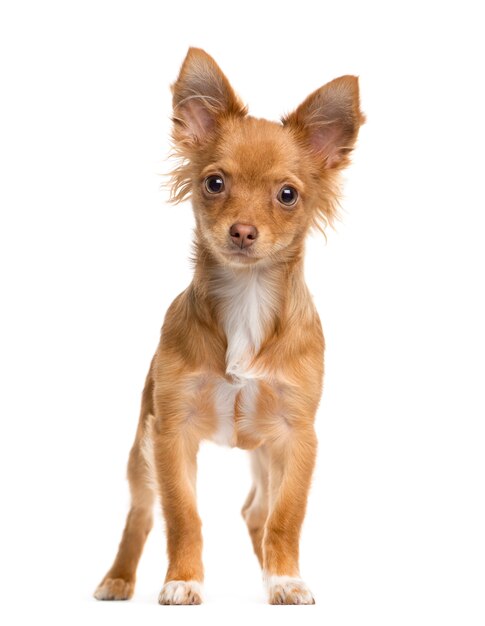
[277,186,298,206]
[204,175,225,194]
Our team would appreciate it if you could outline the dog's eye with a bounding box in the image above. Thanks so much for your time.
[204,175,225,194]
[277,186,298,207]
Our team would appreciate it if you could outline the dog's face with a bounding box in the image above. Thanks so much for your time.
[190,117,314,267]
[170,49,364,268]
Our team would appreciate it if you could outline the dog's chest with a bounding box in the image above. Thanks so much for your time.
[209,268,278,446]
[212,267,277,382]
[211,378,260,448]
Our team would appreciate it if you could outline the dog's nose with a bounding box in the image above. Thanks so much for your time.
[229,223,258,249]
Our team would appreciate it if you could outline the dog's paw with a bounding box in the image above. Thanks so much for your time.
[93,577,134,601]
[158,580,203,605]
[266,575,315,605]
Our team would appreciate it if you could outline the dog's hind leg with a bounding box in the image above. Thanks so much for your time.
[241,447,269,567]
[94,376,156,601]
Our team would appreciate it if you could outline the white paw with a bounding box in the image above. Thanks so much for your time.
[93,577,134,601]
[158,580,203,605]
[265,574,315,605]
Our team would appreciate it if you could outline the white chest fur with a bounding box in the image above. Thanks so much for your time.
[211,377,260,447]
[210,266,278,446]
[212,266,278,383]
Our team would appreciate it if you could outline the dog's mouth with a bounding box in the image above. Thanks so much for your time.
[223,249,260,265]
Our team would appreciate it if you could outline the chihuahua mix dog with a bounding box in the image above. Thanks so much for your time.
[94,48,363,605]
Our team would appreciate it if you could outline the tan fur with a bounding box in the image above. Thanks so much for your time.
[94,48,363,605]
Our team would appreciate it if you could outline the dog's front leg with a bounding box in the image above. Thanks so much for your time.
[154,419,204,605]
[263,424,317,604]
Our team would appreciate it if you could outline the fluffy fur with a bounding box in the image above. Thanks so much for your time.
[94,48,364,605]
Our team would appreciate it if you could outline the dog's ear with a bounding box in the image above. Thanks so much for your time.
[283,76,365,170]
[172,48,247,145]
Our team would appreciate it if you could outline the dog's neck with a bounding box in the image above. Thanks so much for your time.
[192,242,307,382]
[191,241,306,312]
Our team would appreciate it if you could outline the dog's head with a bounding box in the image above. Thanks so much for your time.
[170,48,364,268]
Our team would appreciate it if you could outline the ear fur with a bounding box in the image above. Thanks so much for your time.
[283,75,365,170]
[171,48,247,146]
[169,48,247,203]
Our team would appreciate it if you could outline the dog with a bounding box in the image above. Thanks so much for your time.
[94,47,364,605]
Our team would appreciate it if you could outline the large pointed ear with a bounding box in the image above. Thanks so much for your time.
[283,76,365,170]
[171,48,247,146]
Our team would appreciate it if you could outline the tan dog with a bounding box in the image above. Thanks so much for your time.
[94,48,364,605]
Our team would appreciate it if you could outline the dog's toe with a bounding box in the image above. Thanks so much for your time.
[266,575,315,605]
[158,580,203,605]
[94,577,134,601]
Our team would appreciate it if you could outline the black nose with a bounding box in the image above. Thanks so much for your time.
[229,223,258,249]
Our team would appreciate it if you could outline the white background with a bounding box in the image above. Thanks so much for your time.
[1,1,484,625]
